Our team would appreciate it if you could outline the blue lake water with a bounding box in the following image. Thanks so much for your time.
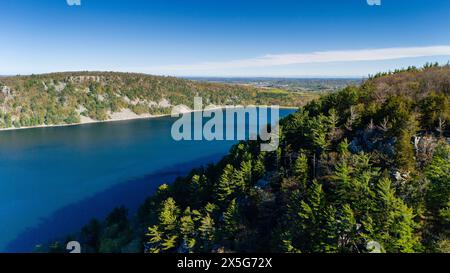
[0,108,295,252]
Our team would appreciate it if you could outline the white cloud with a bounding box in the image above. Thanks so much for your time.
[148,45,450,73]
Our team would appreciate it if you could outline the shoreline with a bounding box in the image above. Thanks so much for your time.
[0,105,299,132]
[0,113,169,132]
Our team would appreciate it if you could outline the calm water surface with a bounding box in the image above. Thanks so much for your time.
[0,109,295,252]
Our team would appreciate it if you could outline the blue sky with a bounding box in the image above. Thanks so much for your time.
[1,0,450,77]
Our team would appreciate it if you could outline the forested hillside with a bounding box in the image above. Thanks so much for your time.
[40,65,449,253]
[0,72,313,129]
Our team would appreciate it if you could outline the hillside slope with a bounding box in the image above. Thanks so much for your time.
[40,65,449,253]
[0,72,315,129]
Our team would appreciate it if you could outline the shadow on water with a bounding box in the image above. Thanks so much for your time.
[4,154,224,253]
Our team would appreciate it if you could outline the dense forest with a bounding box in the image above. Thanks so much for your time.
[0,72,314,129]
[38,64,449,253]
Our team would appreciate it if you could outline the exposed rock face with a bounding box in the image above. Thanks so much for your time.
[1,86,11,96]
[393,170,411,183]
[158,98,172,108]
[76,105,87,114]
[54,82,67,92]
[109,108,152,120]
[97,94,105,102]
[121,97,172,108]
[68,75,103,83]
[171,105,192,115]
[414,135,439,167]
[79,115,96,124]
[349,127,396,157]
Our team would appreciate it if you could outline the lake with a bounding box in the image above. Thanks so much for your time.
[0,108,295,252]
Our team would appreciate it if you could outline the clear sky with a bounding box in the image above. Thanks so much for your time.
[1,0,450,77]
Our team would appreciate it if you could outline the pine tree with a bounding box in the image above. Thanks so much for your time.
[327,108,339,140]
[425,142,450,245]
[337,139,350,158]
[252,153,266,181]
[223,199,241,242]
[198,212,216,251]
[159,197,180,232]
[80,219,101,253]
[333,153,377,215]
[280,231,302,253]
[395,129,416,171]
[426,143,450,215]
[146,225,163,253]
[295,180,338,252]
[146,198,180,253]
[293,152,308,189]
[374,178,420,253]
[161,235,178,251]
[351,153,378,213]
[180,207,196,252]
[333,159,352,200]
[216,164,235,205]
[240,160,252,186]
[336,204,364,253]
[99,207,132,253]
[310,115,330,153]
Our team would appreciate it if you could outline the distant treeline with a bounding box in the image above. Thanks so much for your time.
[187,77,364,92]
[0,72,316,129]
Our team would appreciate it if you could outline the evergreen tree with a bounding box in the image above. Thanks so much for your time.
[159,197,180,232]
[198,212,216,251]
[374,178,420,253]
[146,198,180,253]
[252,153,266,181]
[216,164,237,206]
[146,225,164,253]
[327,108,340,140]
[294,180,338,252]
[80,219,101,253]
[310,115,331,153]
[293,152,308,189]
[333,159,352,200]
[179,207,197,252]
[336,204,360,252]
[426,143,450,216]
[222,199,241,243]
[425,142,450,248]
[395,129,416,171]
[240,160,253,187]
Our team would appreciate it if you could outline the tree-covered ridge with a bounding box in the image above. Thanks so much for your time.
[0,72,313,129]
[40,65,449,253]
